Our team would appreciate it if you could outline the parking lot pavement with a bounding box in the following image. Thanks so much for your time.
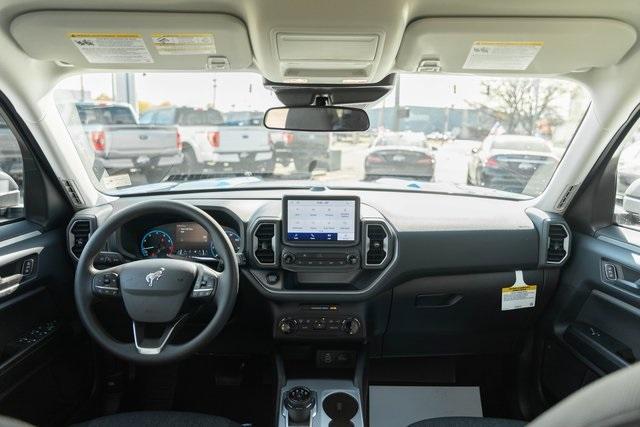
[432,139,477,185]
[314,142,368,182]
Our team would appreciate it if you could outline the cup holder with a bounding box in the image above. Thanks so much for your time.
[323,392,358,427]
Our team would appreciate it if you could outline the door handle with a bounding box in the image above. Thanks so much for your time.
[0,273,23,298]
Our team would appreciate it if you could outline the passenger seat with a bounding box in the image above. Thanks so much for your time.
[410,359,640,427]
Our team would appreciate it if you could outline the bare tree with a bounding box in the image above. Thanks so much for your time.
[474,79,565,136]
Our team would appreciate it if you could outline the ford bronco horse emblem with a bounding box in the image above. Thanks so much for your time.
[145,268,165,287]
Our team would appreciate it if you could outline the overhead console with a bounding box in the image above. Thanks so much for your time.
[247,195,395,298]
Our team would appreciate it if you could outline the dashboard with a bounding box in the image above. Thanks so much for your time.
[67,189,571,354]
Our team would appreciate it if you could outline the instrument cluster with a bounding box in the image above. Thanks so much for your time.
[139,222,241,259]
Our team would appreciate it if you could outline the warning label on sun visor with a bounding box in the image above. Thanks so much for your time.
[463,41,543,71]
[69,33,153,64]
[151,33,216,55]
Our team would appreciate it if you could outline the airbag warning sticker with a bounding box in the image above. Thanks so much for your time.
[501,271,537,311]
[69,33,153,64]
[152,33,216,55]
[463,41,543,71]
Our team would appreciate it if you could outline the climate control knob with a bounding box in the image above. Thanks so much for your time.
[283,252,296,264]
[346,254,359,265]
[341,318,361,335]
[279,318,297,334]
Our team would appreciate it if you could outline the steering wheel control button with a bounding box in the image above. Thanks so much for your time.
[191,271,217,298]
[94,252,124,267]
[92,272,120,296]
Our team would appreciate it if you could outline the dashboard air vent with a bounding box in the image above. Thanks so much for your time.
[547,224,569,264]
[254,222,276,265]
[61,179,85,207]
[366,224,387,265]
[69,219,92,259]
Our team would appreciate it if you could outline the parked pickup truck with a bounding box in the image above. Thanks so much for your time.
[76,102,183,181]
[271,131,333,172]
[140,107,274,175]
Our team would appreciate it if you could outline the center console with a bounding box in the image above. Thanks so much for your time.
[281,196,361,272]
[245,195,374,426]
[279,380,364,427]
[246,194,395,298]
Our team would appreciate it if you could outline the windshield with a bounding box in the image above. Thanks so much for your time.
[53,73,589,198]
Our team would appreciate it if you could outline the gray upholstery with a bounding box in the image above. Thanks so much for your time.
[0,415,34,427]
[411,361,640,427]
[73,411,241,427]
[528,360,640,427]
[408,417,526,427]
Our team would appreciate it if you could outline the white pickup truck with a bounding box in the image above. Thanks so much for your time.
[139,107,274,175]
[76,102,183,181]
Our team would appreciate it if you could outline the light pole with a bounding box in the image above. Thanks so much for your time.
[393,76,401,131]
[212,78,217,109]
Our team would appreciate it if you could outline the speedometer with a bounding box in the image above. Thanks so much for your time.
[140,229,175,258]
[210,227,241,257]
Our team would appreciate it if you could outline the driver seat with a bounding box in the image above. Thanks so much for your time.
[0,411,240,427]
[72,411,241,427]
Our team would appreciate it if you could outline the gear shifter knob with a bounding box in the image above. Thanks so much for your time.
[284,386,315,424]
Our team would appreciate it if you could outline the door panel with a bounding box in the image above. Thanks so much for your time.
[0,220,92,426]
[538,228,640,403]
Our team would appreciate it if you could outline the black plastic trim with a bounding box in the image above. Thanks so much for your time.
[567,103,640,234]
[0,91,71,229]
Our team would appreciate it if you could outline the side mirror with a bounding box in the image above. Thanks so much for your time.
[263,106,369,132]
[623,178,640,216]
[0,171,20,210]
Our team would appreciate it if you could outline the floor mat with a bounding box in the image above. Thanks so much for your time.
[369,385,483,427]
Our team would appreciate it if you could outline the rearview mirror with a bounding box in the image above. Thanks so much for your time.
[263,106,369,132]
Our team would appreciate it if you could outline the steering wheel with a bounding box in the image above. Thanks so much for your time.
[74,200,239,364]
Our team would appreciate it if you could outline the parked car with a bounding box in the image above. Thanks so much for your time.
[76,102,182,181]
[140,107,274,175]
[364,131,436,181]
[272,131,333,172]
[467,134,558,193]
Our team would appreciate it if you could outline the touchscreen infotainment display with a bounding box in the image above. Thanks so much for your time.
[286,199,357,242]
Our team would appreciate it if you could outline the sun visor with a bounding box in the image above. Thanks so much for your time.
[396,18,636,75]
[10,11,253,70]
